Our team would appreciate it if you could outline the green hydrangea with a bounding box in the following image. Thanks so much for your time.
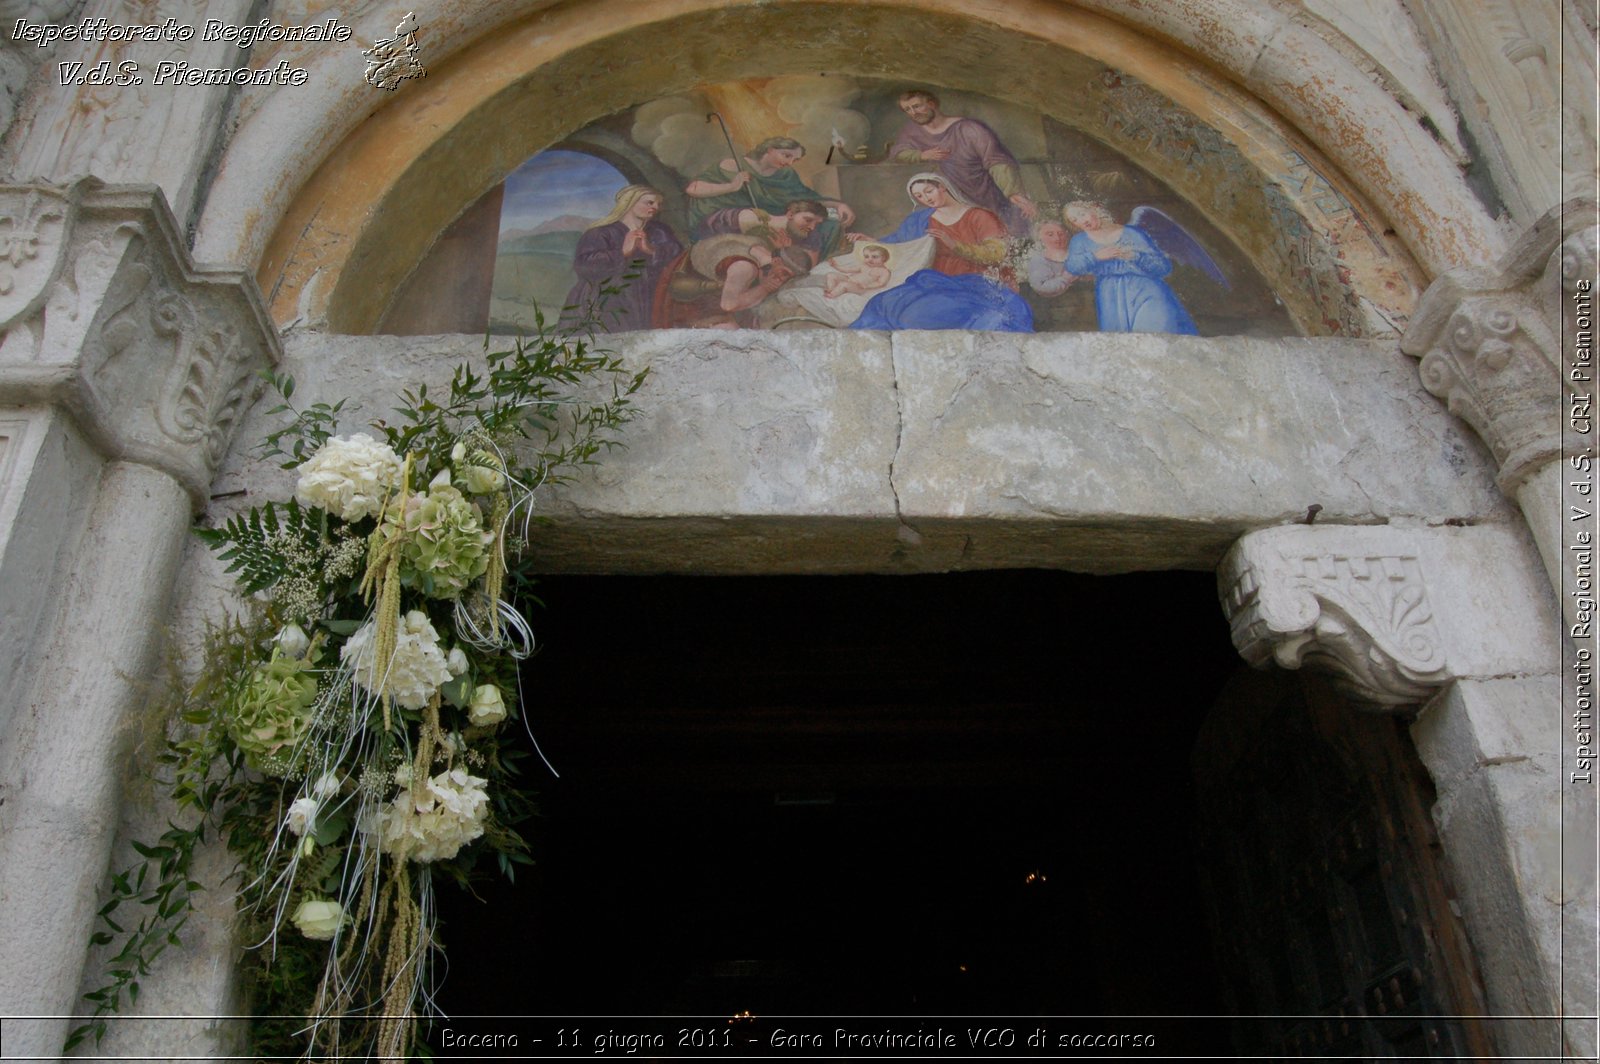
[388,473,491,599]
[229,649,318,773]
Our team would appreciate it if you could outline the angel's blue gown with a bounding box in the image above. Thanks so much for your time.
[1066,226,1198,335]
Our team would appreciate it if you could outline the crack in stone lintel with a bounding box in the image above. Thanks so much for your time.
[887,334,917,538]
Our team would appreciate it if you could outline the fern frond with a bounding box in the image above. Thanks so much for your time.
[196,499,323,595]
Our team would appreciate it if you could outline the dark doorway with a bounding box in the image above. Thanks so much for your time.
[1192,671,1495,1059]
[430,570,1238,1040]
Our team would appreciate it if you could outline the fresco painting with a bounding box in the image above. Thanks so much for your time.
[489,78,1291,336]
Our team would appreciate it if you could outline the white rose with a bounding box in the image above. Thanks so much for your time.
[292,897,345,940]
[446,646,469,677]
[311,773,341,800]
[459,463,505,495]
[294,433,402,522]
[451,442,467,463]
[468,684,506,726]
[286,796,319,836]
[275,623,310,659]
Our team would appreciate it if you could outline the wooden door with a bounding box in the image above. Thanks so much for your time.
[1193,671,1496,1059]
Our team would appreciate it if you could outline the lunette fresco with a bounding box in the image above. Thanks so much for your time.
[489,77,1295,336]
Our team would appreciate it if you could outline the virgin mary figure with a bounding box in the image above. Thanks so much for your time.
[848,173,1033,332]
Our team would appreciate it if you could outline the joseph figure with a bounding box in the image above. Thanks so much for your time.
[685,135,855,256]
[891,89,1038,235]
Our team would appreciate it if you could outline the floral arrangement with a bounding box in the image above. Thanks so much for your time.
[71,329,645,1059]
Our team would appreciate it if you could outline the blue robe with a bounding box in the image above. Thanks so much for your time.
[848,208,1033,332]
[1066,227,1198,335]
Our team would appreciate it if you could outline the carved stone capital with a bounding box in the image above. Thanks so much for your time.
[1219,525,1450,706]
[1218,524,1557,708]
[1401,199,1597,493]
[0,180,280,506]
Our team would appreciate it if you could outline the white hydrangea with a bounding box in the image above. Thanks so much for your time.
[374,767,490,863]
[340,610,453,710]
[295,433,402,522]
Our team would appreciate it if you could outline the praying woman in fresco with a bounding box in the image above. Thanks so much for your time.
[563,185,684,333]
[1062,201,1227,335]
[849,173,1032,332]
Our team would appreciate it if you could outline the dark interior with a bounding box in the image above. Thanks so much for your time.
[430,569,1239,1037]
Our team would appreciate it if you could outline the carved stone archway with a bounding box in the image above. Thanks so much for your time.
[172,0,1494,334]
[0,180,279,1059]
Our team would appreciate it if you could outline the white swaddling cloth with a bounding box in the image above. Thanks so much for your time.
[758,237,938,328]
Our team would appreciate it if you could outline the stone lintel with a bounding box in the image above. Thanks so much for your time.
[0,179,281,507]
[1217,523,1558,707]
[231,328,1515,576]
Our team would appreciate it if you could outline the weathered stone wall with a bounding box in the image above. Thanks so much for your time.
[1407,0,1598,226]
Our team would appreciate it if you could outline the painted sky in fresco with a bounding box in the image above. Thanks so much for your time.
[498,151,628,235]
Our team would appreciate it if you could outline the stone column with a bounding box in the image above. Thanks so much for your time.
[1401,198,1598,624]
[0,180,278,1060]
[1219,523,1590,1060]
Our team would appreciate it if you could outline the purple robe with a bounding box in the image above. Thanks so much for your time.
[562,219,683,333]
[892,118,1025,232]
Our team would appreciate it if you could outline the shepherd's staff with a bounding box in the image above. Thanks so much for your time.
[706,111,761,211]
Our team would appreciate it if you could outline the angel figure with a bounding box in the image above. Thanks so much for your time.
[1062,201,1228,335]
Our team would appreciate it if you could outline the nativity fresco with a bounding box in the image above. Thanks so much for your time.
[488,78,1295,337]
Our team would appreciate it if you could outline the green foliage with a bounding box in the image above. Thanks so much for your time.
[66,611,270,1051]
[237,915,329,1059]
[373,330,647,488]
[257,370,347,469]
[195,497,322,596]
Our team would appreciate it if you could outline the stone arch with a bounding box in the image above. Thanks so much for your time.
[547,134,689,224]
[192,0,1501,333]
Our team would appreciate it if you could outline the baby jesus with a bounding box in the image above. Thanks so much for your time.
[824,244,892,298]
